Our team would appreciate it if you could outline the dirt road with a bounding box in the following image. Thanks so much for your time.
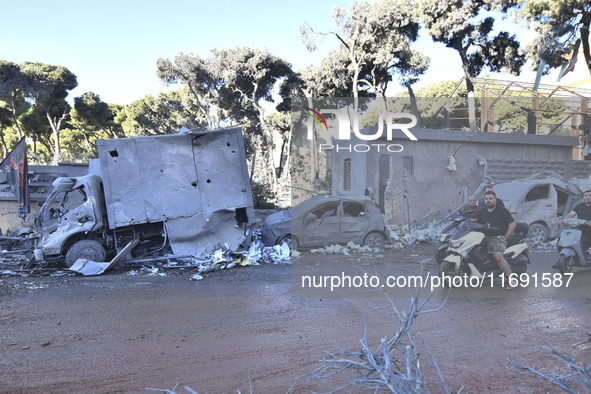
[1,245,590,393]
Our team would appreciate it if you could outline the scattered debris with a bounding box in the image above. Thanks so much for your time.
[310,241,379,255]
[118,240,292,280]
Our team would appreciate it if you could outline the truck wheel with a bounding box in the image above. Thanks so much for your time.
[527,223,549,244]
[65,240,106,268]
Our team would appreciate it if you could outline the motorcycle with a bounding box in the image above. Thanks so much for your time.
[555,218,591,274]
[435,211,476,265]
[439,221,530,286]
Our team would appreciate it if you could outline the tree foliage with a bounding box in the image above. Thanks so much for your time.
[157,47,294,189]
[156,54,224,130]
[20,62,78,161]
[117,90,196,137]
[0,60,28,140]
[73,92,122,139]
[516,0,591,76]
[2,0,588,172]
[301,0,427,103]
[416,0,526,130]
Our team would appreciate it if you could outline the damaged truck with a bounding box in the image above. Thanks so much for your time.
[27,127,255,272]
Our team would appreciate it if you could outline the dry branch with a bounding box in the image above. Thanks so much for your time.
[289,286,455,393]
[508,336,591,393]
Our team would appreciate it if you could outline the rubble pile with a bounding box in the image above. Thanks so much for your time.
[0,218,560,282]
[125,240,292,279]
[307,223,445,256]
[310,241,380,255]
[389,222,447,248]
[530,238,558,251]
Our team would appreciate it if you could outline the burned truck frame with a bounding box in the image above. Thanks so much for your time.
[33,127,255,267]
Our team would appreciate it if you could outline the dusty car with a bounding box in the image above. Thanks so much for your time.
[491,173,591,243]
[261,195,388,249]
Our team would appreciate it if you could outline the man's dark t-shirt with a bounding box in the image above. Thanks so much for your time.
[477,205,515,236]
[573,202,591,221]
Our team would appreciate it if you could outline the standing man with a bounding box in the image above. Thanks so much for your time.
[477,191,517,290]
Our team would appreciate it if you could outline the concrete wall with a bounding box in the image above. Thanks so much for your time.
[331,128,582,226]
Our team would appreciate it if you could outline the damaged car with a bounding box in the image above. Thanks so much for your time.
[261,195,388,250]
[491,173,591,243]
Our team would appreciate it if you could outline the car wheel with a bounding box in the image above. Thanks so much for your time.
[278,235,298,251]
[558,254,574,275]
[65,240,107,268]
[527,223,549,244]
[363,232,385,248]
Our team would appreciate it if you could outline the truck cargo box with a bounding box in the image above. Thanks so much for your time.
[97,127,254,255]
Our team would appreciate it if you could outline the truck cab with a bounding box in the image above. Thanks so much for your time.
[36,175,108,265]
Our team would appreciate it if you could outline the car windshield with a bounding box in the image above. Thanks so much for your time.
[292,196,338,217]
[492,183,530,202]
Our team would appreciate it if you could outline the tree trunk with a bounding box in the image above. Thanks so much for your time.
[466,81,477,132]
[45,109,67,164]
[257,108,278,190]
[0,132,6,158]
[10,91,23,139]
[455,37,477,131]
[406,85,421,129]
[41,139,52,156]
[277,135,287,181]
[581,11,591,75]
[283,123,293,184]
[306,96,317,182]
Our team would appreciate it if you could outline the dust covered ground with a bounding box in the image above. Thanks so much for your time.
[1,243,590,393]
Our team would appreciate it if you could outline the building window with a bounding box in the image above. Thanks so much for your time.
[343,158,351,191]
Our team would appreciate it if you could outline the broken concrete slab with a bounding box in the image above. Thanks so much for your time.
[69,259,112,276]
[69,239,140,276]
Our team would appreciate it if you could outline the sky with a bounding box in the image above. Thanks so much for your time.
[0,0,573,106]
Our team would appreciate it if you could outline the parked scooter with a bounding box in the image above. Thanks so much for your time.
[439,221,530,285]
[555,218,591,274]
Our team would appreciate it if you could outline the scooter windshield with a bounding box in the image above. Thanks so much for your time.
[451,221,477,240]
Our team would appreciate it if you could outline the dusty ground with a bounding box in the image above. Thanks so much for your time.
[1,244,590,393]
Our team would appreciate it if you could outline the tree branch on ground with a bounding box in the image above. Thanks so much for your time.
[508,332,591,393]
[289,285,455,393]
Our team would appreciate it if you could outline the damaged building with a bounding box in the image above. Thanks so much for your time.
[330,128,589,227]
[290,84,591,236]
